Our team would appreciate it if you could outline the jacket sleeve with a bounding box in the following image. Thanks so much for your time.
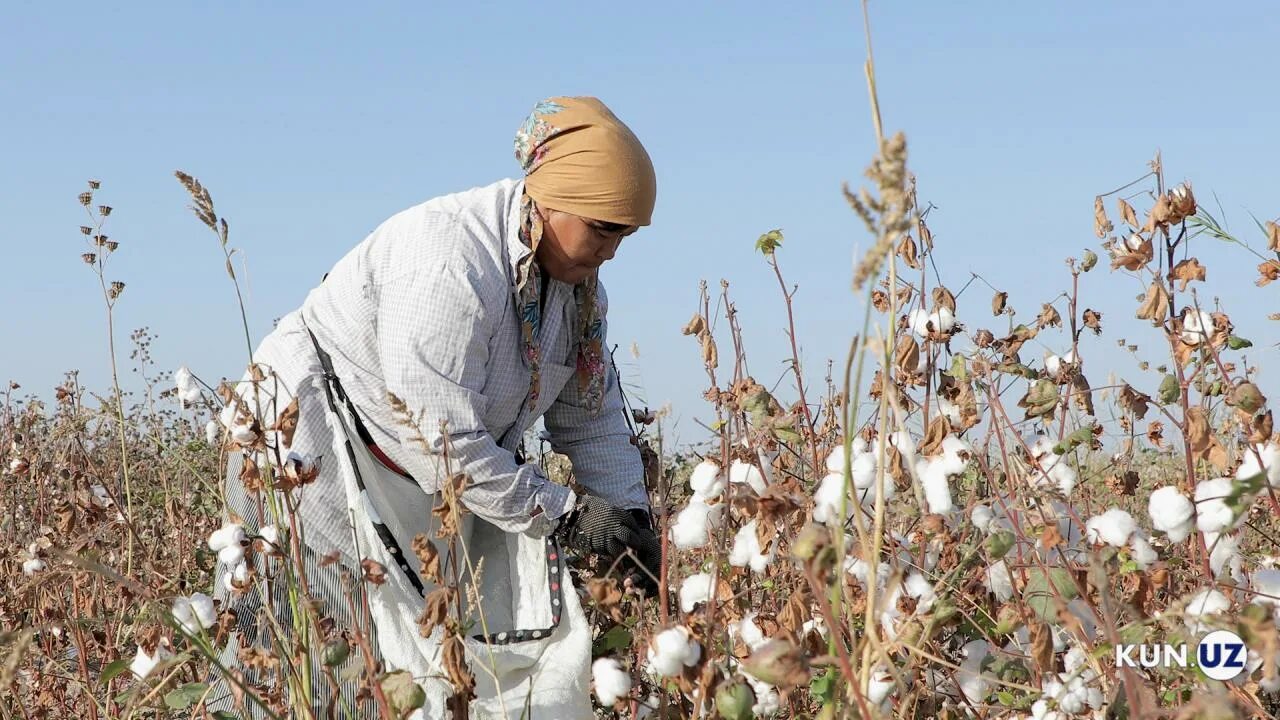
[374,236,574,537]
[542,284,649,511]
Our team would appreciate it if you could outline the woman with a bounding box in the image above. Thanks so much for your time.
[207,96,661,719]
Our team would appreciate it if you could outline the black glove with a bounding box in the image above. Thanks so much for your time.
[553,496,662,596]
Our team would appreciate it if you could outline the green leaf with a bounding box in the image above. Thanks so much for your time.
[948,354,969,383]
[986,530,1015,560]
[593,625,633,657]
[810,667,837,704]
[1158,374,1180,405]
[164,682,209,710]
[996,690,1016,706]
[1052,425,1095,455]
[211,713,239,720]
[755,229,784,255]
[99,658,131,685]
[1228,335,1253,350]
[1024,567,1078,621]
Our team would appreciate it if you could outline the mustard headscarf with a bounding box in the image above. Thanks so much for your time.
[512,96,656,416]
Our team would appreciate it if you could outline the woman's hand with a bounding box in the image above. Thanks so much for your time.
[553,496,662,595]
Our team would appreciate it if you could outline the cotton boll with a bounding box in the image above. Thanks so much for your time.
[217,543,245,567]
[1195,477,1242,534]
[679,572,714,613]
[729,460,767,496]
[1181,310,1214,345]
[1044,457,1078,496]
[932,307,956,333]
[746,674,781,716]
[909,308,932,337]
[172,592,217,635]
[850,451,877,489]
[1085,508,1136,547]
[174,366,203,405]
[825,445,846,474]
[866,665,896,706]
[1237,442,1280,488]
[669,500,722,550]
[956,640,993,704]
[1029,435,1057,460]
[1184,588,1231,634]
[847,559,892,591]
[1148,486,1195,542]
[1129,535,1158,569]
[904,573,937,613]
[937,396,963,426]
[1205,532,1243,580]
[937,435,972,476]
[259,525,279,546]
[207,522,246,552]
[592,657,631,706]
[689,460,725,500]
[22,558,46,575]
[985,560,1014,602]
[812,472,851,525]
[222,561,251,592]
[919,459,954,515]
[230,423,259,446]
[971,504,995,532]
[129,641,172,680]
[732,613,768,651]
[646,626,701,677]
[729,521,775,573]
[218,400,240,429]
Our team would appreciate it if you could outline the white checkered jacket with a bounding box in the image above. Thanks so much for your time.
[246,178,646,555]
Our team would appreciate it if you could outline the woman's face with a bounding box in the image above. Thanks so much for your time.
[535,207,638,285]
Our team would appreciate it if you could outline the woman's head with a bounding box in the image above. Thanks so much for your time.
[514,96,655,282]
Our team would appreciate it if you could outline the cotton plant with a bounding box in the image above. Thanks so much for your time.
[728,520,776,573]
[908,306,956,338]
[728,459,767,496]
[173,365,203,406]
[1027,436,1078,495]
[646,626,701,678]
[669,498,723,550]
[1183,588,1231,634]
[915,434,972,516]
[591,657,631,706]
[172,592,217,636]
[1147,486,1195,542]
[678,572,714,614]
[129,639,173,680]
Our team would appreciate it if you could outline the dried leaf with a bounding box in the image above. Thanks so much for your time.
[361,559,387,585]
[1111,234,1154,271]
[1134,282,1170,326]
[681,314,707,336]
[897,234,921,269]
[274,398,300,449]
[931,286,956,314]
[1071,373,1095,416]
[895,337,921,377]
[1171,258,1207,291]
[701,333,719,369]
[1117,198,1139,229]
[1030,622,1055,675]
[417,586,456,639]
[412,535,442,585]
[1267,221,1280,253]
[1083,308,1103,335]
[1119,385,1152,420]
[991,291,1007,316]
[1037,303,1062,330]
[1093,196,1113,238]
[919,415,951,458]
[1257,260,1280,288]
[1250,411,1274,445]
[1146,421,1165,450]
[1018,379,1059,421]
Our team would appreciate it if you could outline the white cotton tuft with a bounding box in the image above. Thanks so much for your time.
[746,674,781,716]
[646,626,701,677]
[22,557,46,575]
[1184,588,1231,634]
[813,472,852,525]
[1237,442,1280,488]
[592,657,631,706]
[909,308,932,337]
[1148,486,1195,542]
[937,396,963,427]
[903,573,937,613]
[222,561,251,592]
[689,460,725,500]
[172,592,217,635]
[933,307,956,333]
[971,504,995,532]
[90,484,114,508]
[825,445,846,474]
[729,460,767,495]
[1195,477,1242,534]
[1085,508,1136,547]
[866,665,896,706]
[937,436,972,476]
[129,641,172,680]
[1125,233,1145,251]
[174,366,202,405]
[1206,532,1243,580]
[679,572,714,614]
[985,560,1014,602]
[259,525,279,546]
[230,424,258,446]
[956,640,993,704]
[669,500,722,550]
[919,459,954,515]
[734,613,768,651]
[1181,309,1214,345]
[207,522,246,552]
[1129,535,1158,569]
[218,400,240,429]
[729,521,775,573]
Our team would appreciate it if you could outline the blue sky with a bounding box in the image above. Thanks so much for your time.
[3,1,1277,448]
